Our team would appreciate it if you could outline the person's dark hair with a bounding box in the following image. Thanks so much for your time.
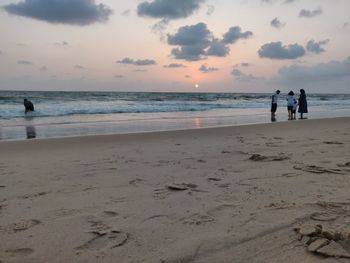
[24,98,27,101]
[300,89,305,95]
[288,91,294,96]
[276,90,280,94]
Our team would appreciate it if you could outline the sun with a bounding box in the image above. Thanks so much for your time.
[195,84,199,88]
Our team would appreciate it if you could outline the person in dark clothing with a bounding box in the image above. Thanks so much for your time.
[23,99,34,114]
[298,89,308,119]
[271,90,280,121]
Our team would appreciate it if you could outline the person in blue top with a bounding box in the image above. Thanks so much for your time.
[298,89,308,119]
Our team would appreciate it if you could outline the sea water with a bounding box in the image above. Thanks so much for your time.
[1,90,350,140]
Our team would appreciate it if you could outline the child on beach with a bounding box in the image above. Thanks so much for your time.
[292,97,297,120]
[286,91,296,120]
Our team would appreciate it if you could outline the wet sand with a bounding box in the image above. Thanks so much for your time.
[0,117,350,262]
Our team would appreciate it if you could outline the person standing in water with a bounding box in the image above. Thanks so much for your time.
[286,91,296,120]
[298,89,308,119]
[271,90,280,121]
[23,98,34,114]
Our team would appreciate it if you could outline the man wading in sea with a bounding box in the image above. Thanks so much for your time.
[271,90,280,121]
[23,98,34,114]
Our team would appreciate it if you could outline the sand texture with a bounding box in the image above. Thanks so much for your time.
[0,117,350,262]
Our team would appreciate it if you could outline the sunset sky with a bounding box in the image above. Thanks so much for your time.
[0,0,349,93]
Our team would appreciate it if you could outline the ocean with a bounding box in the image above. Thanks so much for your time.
[1,90,350,140]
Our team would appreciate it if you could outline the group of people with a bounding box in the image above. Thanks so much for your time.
[271,89,308,121]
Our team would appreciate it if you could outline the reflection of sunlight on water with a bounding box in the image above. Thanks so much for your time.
[194,117,201,128]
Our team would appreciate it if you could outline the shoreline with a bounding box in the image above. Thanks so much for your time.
[1,114,350,142]
[1,116,350,262]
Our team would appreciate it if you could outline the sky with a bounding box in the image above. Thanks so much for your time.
[0,0,349,93]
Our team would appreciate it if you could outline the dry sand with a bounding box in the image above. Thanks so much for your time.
[0,117,350,263]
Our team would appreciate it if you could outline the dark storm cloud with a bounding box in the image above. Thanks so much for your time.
[163,63,186,68]
[137,0,205,20]
[167,23,253,61]
[270,17,285,29]
[258,42,305,59]
[278,57,350,83]
[306,39,329,54]
[3,0,112,26]
[39,66,48,71]
[117,58,156,66]
[114,74,124,78]
[199,64,218,73]
[17,60,33,65]
[299,8,322,18]
[284,0,296,3]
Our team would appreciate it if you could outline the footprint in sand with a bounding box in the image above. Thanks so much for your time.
[249,154,290,162]
[9,219,40,232]
[75,222,128,253]
[101,211,119,218]
[1,248,34,259]
[180,213,215,225]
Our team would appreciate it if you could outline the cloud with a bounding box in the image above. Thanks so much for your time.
[206,5,214,16]
[39,66,48,71]
[167,23,253,61]
[343,22,349,29]
[75,65,86,70]
[306,39,329,54]
[167,22,211,61]
[270,17,285,29]
[117,57,156,66]
[206,39,230,57]
[17,60,33,65]
[299,8,322,18]
[114,74,124,78]
[137,0,205,20]
[134,69,148,72]
[121,9,131,16]
[231,69,262,81]
[0,50,2,55]
[55,41,69,46]
[258,41,305,59]
[234,62,251,67]
[222,26,253,44]
[199,64,218,73]
[184,75,191,78]
[277,57,350,86]
[163,63,186,68]
[284,0,296,3]
[3,0,112,26]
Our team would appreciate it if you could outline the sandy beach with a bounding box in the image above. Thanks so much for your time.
[0,117,350,263]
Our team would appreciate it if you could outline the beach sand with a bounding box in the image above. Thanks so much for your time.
[0,117,350,263]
